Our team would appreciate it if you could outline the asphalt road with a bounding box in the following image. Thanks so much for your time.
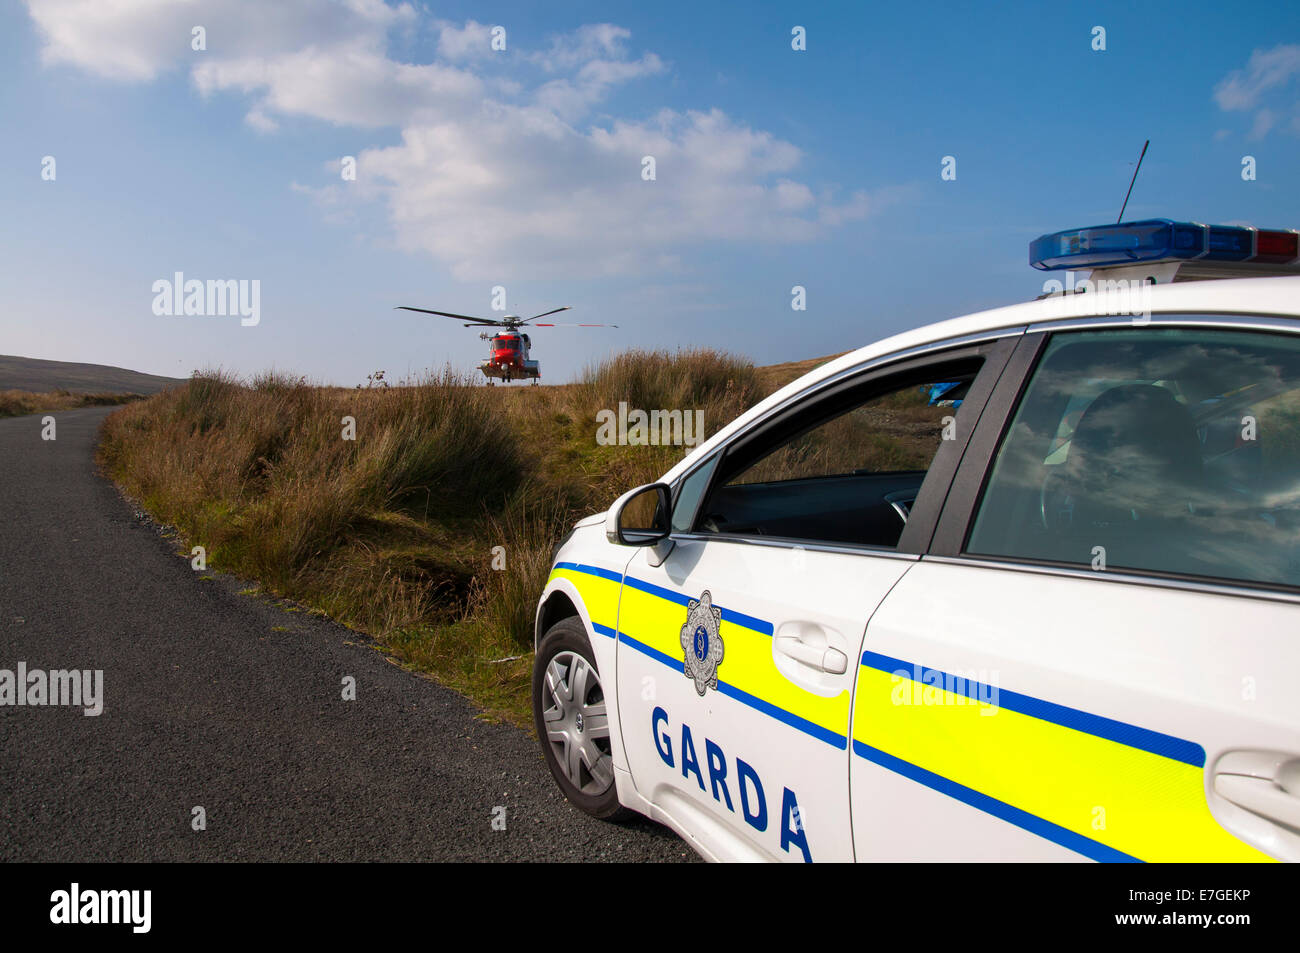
[0,407,692,862]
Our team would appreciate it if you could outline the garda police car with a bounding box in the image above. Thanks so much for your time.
[532,220,1300,862]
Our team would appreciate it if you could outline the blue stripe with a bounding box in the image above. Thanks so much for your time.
[553,561,624,584]
[717,681,847,749]
[618,631,682,670]
[560,560,806,743]
[719,607,774,636]
[622,575,774,636]
[558,562,773,635]
[552,562,622,637]
[622,574,692,606]
[853,742,1142,863]
[618,632,846,750]
[860,651,1205,768]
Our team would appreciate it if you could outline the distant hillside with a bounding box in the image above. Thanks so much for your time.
[0,355,184,394]
[755,352,846,394]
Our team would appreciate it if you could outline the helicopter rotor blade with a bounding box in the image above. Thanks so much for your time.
[533,322,619,328]
[395,306,503,326]
[523,306,572,323]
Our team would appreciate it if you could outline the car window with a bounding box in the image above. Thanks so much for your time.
[693,367,981,548]
[672,454,718,533]
[967,326,1300,588]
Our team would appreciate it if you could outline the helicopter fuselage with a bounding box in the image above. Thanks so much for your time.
[480,331,540,382]
[396,304,609,384]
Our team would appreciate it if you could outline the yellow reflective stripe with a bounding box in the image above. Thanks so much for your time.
[548,566,621,635]
[852,665,1272,862]
[552,563,849,744]
[614,583,850,744]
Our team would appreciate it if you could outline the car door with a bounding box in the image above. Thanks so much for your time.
[613,337,1019,861]
[850,322,1300,862]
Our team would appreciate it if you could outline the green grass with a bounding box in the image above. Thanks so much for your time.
[99,350,778,727]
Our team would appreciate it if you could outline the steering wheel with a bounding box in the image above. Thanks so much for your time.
[1039,467,1075,530]
[700,513,767,535]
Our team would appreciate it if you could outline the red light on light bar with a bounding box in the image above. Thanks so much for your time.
[1255,229,1300,263]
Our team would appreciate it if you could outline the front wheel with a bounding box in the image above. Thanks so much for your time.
[532,617,631,820]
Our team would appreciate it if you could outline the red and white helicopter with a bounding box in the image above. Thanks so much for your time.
[396,306,616,384]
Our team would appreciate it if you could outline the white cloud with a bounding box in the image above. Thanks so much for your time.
[1215,44,1300,110]
[1249,107,1276,140]
[774,180,815,211]
[191,42,483,128]
[23,0,889,279]
[25,0,414,80]
[26,0,192,80]
[530,23,634,71]
[356,106,883,279]
[535,52,665,121]
[818,190,870,226]
[1213,44,1300,140]
[245,106,278,133]
[434,19,495,61]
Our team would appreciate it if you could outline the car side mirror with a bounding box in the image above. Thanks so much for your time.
[606,483,672,547]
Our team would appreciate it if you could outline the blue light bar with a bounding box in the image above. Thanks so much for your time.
[1205,224,1252,261]
[1030,219,1202,270]
[1029,219,1299,271]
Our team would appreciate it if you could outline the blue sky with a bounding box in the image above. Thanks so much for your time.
[2,0,1298,385]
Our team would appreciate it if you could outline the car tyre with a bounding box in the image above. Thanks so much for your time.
[533,617,633,821]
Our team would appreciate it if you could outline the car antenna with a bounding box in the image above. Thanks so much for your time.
[1117,139,1149,224]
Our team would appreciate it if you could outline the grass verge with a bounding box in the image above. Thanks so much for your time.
[1,389,143,419]
[100,350,778,727]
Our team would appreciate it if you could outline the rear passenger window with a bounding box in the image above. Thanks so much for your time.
[968,327,1300,588]
[693,363,982,548]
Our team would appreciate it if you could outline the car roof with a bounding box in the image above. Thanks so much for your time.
[661,275,1300,486]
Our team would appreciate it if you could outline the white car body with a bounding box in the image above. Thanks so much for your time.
[535,275,1300,862]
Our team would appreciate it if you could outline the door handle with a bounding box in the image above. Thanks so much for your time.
[774,631,848,674]
[1214,757,1300,831]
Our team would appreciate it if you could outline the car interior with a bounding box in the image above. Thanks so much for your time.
[691,362,983,549]
[968,329,1300,588]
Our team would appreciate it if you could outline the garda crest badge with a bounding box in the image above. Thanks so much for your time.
[680,590,724,695]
